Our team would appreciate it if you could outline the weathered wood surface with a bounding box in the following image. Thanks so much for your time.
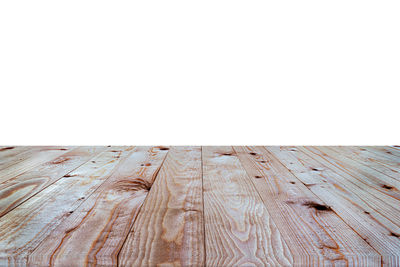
[30,146,169,266]
[119,146,203,266]
[0,146,106,218]
[0,146,399,266]
[235,146,380,266]
[0,147,75,184]
[202,146,292,266]
[268,146,400,266]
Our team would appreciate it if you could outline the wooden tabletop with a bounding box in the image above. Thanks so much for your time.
[0,146,399,266]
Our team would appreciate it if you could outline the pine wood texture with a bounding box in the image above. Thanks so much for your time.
[119,146,203,266]
[0,146,399,266]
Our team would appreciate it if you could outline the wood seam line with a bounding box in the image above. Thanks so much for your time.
[29,147,137,266]
[231,146,296,259]
[201,146,207,267]
[263,146,347,211]
[294,147,387,260]
[2,147,76,172]
[0,147,32,168]
[266,146,383,259]
[260,146,381,262]
[385,146,400,156]
[303,147,400,211]
[318,147,399,184]
[115,146,170,267]
[29,147,138,259]
[0,147,44,171]
[0,147,78,184]
[0,147,108,219]
[330,147,400,176]
[298,146,400,228]
[363,146,400,161]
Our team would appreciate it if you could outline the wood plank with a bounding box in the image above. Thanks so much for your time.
[0,146,107,218]
[361,146,400,165]
[304,147,400,210]
[235,146,379,266]
[202,146,293,266]
[0,146,33,166]
[366,146,400,157]
[268,146,400,266]
[0,146,75,184]
[118,146,204,266]
[335,146,400,171]
[0,146,135,266]
[0,146,55,171]
[29,146,169,267]
[329,146,400,180]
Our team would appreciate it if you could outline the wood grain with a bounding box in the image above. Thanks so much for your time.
[0,146,106,218]
[316,147,400,192]
[0,147,33,167]
[0,146,75,184]
[302,147,400,217]
[0,147,135,266]
[0,146,399,266]
[329,146,400,179]
[235,146,379,266]
[268,146,400,266]
[118,146,204,266]
[29,146,169,267]
[202,146,293,266]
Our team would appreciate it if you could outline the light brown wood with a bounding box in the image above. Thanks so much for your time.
[0,147,135,266]
[236,146,380,266]
[118,146,204,266]
[29,146,169,267]
[0,146,75,184]
[0,146,106,218]
[0,147,33,167]
[0,146,399,266]
[268,146,400,266]
[329,146,400,179]
[202,146,293,266]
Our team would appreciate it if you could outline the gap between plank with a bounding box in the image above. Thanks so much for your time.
[201,146,207,267]
[28,147,139,261]
[231,146,295,259]
[0,147,107,219]
[265,146,383,259]
[115,147,170,267]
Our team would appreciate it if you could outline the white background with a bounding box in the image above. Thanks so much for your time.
[1,0,399,145]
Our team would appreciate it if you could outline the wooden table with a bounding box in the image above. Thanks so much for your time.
[0,146,399,266]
